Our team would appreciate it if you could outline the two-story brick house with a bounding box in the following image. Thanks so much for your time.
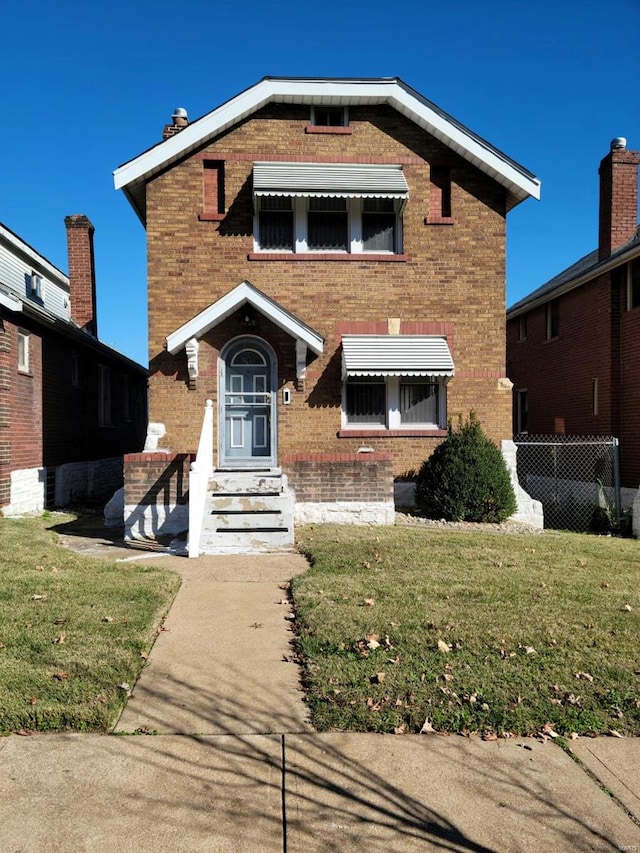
[0,216,147,514]
[114,77,540,554]
[507,138,640,492]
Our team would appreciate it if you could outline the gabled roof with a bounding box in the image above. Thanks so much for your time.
[114,76,540,225]
[166,281,324,354]
[508,226,640,318]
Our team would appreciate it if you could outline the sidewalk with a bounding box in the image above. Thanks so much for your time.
[0,530,638,852]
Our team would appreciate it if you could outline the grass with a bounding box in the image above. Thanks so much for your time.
[293,524,640,737]
[0,515,180,732]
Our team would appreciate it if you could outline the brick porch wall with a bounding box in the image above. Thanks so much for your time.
[281,452,394,503]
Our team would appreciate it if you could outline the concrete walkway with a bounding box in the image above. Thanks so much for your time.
[1,530,639,852]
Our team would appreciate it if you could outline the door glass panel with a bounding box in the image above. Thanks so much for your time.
[254,374,266,393]
[231,348,266,365]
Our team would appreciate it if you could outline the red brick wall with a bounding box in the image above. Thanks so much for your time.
[282,453,394,502]
[145,103,512,475]
[507,264,640,488]
[124,452,195,507]
[0,310,148,511]
[598,145,640,260]
[64,215,97,336]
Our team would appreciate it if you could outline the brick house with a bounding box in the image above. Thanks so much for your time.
[114,77,540,554]
[0,216,147,514]
[507,138,640,491]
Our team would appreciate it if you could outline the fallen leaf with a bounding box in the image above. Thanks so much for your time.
[250,622,264,628]
[28,697,39,706]
[363,561,372,570]
[52,633,66,644]
[31,594,47,601]
[53,618,67,625]
[394,723,407,735]
[437,639,452,653]
[420,718,436,734]
[608,729,624,738]
[52,671,69,681]
[569,732,580,740]
[387,655,401,665]
[541,722,559,738]
[363,598,375,606]
[366,639,380,651]
[118,682,131,693]
[622,604,632,612]
[369,672,386,684]
[15,729,33,737]
[278,582,291,591]
[575,671,594,682]
[102,616,114,623]
[600,581,610,588]
[140,651,149,661]
[482,732,498,741]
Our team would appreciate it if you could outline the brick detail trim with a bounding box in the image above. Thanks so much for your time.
[248,253,409,262]
[199,153,426,165]
[337,429,448,438]
[304,126,353,135]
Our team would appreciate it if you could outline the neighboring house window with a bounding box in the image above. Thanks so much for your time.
[71,352,80,387]
[592,378,599,416]
[429,166,452,219]
[516,389,528,434]
[122,374,132,421]
[201,160,225,219]
[344,376,445,430]
[546,299,559,339]
[29,272,43,299]
[17,330,29,373]
[627,258,640,310]
[311,106,348,127]
[98,364,112,426]
[255,196,403,254]
[517,313,528,341]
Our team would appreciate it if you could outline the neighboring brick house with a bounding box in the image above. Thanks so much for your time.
[114,77,540,553]
[507,138,640,490]
[0,216,148,514]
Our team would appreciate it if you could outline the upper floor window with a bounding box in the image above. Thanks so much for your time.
[254,195,403,254]
[29,272,43,299]
[98,364,112,427]
[517,313,528,341]
[627,258,640,310]
[311,106,348,127]
[546,299,559,340]
[71,351,80,387]
[516,389,528,434]
[18,330,29,373]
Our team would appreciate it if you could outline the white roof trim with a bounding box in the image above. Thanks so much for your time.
[253,162,409,199]
[166,281,324,355]
[341,334,455,378]
[0,288,23,313]
[114,77,540,219]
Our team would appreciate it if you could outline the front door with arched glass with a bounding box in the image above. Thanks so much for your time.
[220,338,276,468]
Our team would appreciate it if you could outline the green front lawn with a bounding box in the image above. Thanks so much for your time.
[293,525,640,736]
[0,515,180,732]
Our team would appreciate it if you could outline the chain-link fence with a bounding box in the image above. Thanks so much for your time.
[514,435,621,532]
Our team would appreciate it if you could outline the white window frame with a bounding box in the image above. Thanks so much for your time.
[254,196,402,254]
[341,376,446,430]
[311,106,349,127]
[626,258,640,311]
[29,271,43,299]
[17,330,29,373]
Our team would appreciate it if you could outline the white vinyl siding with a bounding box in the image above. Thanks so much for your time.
[0,232,70,321]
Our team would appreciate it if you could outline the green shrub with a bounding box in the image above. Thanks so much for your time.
[415,413,517,523]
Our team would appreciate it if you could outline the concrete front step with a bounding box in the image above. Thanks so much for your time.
[200,469,294,554]
[210,469,285,495]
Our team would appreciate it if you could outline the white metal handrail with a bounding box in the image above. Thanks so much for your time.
[188,399,213,558]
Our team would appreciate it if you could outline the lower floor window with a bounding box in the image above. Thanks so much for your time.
[344,376,445,429]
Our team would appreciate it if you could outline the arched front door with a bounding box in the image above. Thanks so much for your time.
[219,337,277,468]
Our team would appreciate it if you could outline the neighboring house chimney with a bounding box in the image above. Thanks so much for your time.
[64,214,97,337]
[162,107,189,140]
[598,137,640,260]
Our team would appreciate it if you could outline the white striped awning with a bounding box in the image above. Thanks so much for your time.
[341,335,455,378]
[253,162,409,199]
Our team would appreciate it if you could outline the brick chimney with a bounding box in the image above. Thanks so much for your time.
[64,214,97,337]
[162,107,189,141]
[598,138,640,260]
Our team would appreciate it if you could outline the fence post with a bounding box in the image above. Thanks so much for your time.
[612,437,621,524]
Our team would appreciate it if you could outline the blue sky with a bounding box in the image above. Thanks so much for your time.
[3,0,639,365]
